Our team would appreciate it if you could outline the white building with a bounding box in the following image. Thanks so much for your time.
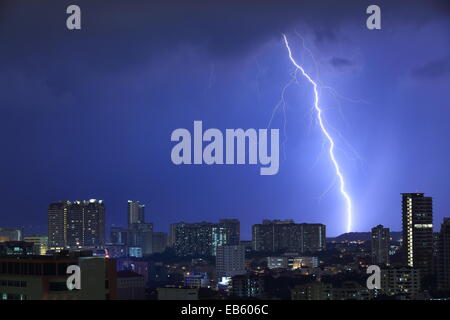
[216,245,246,278]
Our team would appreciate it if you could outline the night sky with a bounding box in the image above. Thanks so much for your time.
[0,0,449,238]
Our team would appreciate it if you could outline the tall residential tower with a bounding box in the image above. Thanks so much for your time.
[128,200,145,228]
[371,224,390,265]
[401,193,433,276]
[48,199,105,250]
[437,218,450,291]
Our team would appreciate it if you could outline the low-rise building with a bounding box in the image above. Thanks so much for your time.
[184,272,209,288]
[116,270,145,300]
[291,281,330,300]
[381,267,421,299]
[0,241,35,256]
[291,281,373,300]
[0,253,117,300]
[231,274,265,298]
[23,236,48,255]
[0,228,23,242]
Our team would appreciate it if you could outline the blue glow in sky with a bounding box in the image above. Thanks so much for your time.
[0,0,449,238]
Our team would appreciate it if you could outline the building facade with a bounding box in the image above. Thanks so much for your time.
[267,255,318,269]
[231,274,265,298]
[381,267,421,299]
[129,222,153,255]
[23,236,48,255]
[0,228,23,242]
[252,220,326,253]
[152,232,168,253]
[172,220,240,256]
[116,270,145,300]
[127,200,145,228]
[216,245,246,278]
[437,218,450,291]
[48,200,105,250]
[371,224,390,265]
[401,193,433,276]
[218,219,240,245]
[0,254,117,300]
[110,201,153,257]
[184,272,209,288]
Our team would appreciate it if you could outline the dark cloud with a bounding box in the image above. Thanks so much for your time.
[412,56,450,78]
[313,25,338,43]
[0,0,448,97]
[1,0,448,61]
[329,57,354,69]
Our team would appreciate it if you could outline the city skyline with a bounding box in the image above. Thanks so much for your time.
[2,193,443,239]
[9,193,444,244]
[2,191,450,300]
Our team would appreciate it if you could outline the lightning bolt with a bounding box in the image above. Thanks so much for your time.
[282,34,353,233]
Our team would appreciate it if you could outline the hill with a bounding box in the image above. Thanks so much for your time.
[328,231,402,242]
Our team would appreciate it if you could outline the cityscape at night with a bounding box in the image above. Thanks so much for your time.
[0,0,450,310]
[0,193,449,300]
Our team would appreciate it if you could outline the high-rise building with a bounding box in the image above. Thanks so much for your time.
[129,222,153,255]
[212,220,240,255]
[128,200,145,228]
[371,224,390,265]
[172,220,241,256]
[301,223,326,253]
[109,201,154,257]
[252,220,326,253]
[169,223,180,247]
[211,225,228,256]
[110,227,130,245]
[173,222,214,256]
[437,218,450,291]
[82,200,106,247]
[432,231,440,276]
[48,200,105,250]
[66,201,84,248]
[48,201,70,249]
[216,245,246,278]
[401,193,433,276]
[252,220,278,252]
[218,219,240,245]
